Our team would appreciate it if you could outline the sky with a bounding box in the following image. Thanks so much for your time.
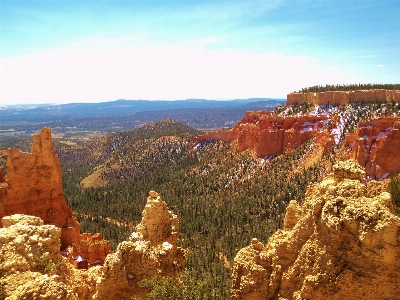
[1,0,399,105]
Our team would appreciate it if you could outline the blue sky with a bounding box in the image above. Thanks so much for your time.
[1,0,399,105]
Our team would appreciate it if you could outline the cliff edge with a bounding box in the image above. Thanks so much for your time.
[230,160,400,300]
[287,89,400,105]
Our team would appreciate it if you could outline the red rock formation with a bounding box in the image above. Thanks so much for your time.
[0,191,186,299]
[0,127,81,249]
[67,233,111,269]
[195,111,331,157]
[0,127,111,264]
[287,89,400,105]
[350,117,400,179]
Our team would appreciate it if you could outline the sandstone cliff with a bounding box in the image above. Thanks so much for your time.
[287,89,400,106]
[0,127,111,267]
[350,117,400,179]
[195,111,332,158]
[0,127,81,249]
[0,191,185,299]
[230,160,400,300]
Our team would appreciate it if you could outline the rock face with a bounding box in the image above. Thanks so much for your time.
[287,89,400,105]
[195,111,332,157]
[0,192,185,299]
[0,214,77,299]
[0,127,111,266]
[230,160,400,300]
[93,191,186,299]
[0,127,81,249]
[67,233,111,269]
[350,117,400,179]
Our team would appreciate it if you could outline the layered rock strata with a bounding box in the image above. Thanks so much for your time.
[195,111,332,157]
[287,89,400,105]
[351,117,400,179]
[230,160,400,300]
[0,191,185,299]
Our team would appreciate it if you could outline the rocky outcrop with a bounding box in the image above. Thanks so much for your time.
[0,214,82,299]
[230,160,400,300]
[350,117,400,179]
[66,233,111,269]
[0,192,185,299]
[0,127,111,266]
[92,191,186,299]
[195,111,332,157]
[287,89,400,105]
[0,127,81,249]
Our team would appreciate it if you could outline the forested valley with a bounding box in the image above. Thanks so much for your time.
[1,100,399,299]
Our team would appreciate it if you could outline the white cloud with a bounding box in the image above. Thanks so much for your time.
[0,39,364,105]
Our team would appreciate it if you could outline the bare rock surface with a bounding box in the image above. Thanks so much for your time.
[230,160,400,300]
[195,111,332,157]
[0,192,185,300]
[287,89,400,105]
[0,127,81,249]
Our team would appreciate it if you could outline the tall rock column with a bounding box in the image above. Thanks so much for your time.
[0,127,81,249]
[92,191,186,299]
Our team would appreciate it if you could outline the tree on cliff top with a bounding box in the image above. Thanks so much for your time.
[297,83,400,93]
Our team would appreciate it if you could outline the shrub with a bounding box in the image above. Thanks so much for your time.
[132,271,206,300]
[388,174,400,215]
[34,253,61,274]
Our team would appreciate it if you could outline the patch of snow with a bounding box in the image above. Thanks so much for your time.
[75,255,88,262]
[379,173,390,181]
[301,127,313,133]
[91,259,103,265]
[162,242,173,250]
[373,132,387,139]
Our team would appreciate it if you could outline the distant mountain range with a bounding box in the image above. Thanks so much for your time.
[0,98,284,141]
[0,98,284,119]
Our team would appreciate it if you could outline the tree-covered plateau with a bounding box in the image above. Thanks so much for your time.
[297,83,400,93]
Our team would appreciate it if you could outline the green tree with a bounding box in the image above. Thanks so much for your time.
[132,271,206,300]
[388,174,400,215]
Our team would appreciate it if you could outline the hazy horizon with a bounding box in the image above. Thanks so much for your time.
[0,97,286,108]
[1,0,399,105]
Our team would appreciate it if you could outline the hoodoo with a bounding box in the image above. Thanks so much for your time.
[0,127,81,249]
[230,160,400,300]
[0,192,185,299]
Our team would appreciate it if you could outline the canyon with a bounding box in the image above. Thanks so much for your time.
[1,89,400,299]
